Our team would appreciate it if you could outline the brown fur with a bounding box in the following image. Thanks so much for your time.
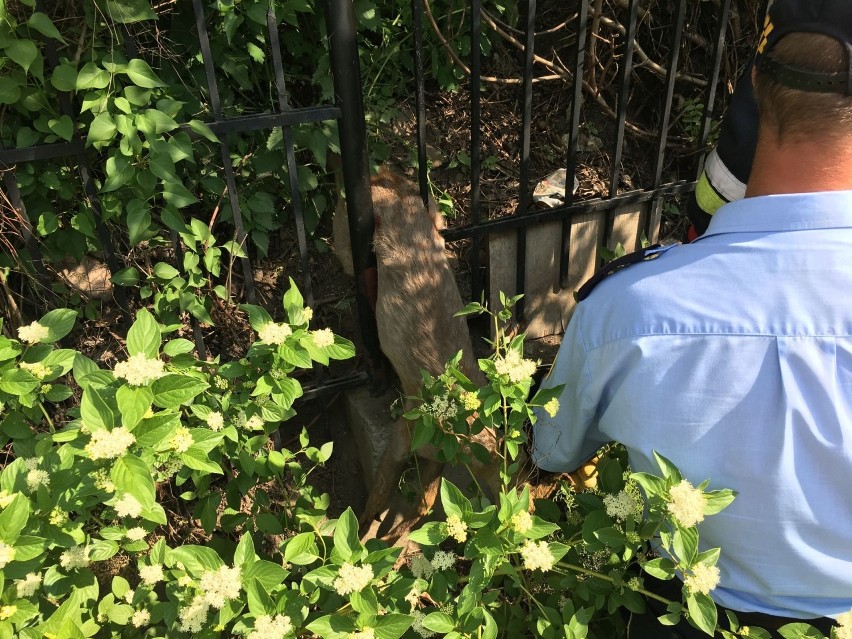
[359,169,498,540]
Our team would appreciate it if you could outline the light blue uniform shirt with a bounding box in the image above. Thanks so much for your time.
[532,191,852,619]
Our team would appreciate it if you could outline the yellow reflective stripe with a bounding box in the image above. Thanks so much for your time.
[695,172,727,216]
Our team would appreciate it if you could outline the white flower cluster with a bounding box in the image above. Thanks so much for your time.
[170,426,194,454]
[333,562,374,596]
[199,565,242,608]
[459,391,480,411]
[431,551,456,571]
[126,527,147,541]
[26,469,50,492]
[132,609,150,628]
[520,540,555,572]
[603,490,640,521]
[114,353,166,386]
[425,394,459,422]
[311,328,335,348]
[494,350,539,384]
[114,493,143,518]
[350,628,375,639]
[543,398,560,418]
[206,411,225,431]
[15,572,41,597]
[60,545,90,570]
[0,606,16,621]
[684,563,721,595]
[510,510,533,534]
[445,514,467,543]
[49,508,68,527]
[85,427,136,460]
[667,480,706,528]
[0,490,14,508]
[836,610,852,639]
[140,563,165,585]
[124,588,136,604]
[409,554,434,580]
[179,595,209,633]
[93,469,115,493]
[19,361,50,380]
[258,322,292,345]
[0,542,16,569]
[247,614,294,639]
[17,321,49,344]
[244,415,264,431]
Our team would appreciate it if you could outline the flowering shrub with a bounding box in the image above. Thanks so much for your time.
[0,289,844,638]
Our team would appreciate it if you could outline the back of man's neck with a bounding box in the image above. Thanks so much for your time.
[745,132,852,197]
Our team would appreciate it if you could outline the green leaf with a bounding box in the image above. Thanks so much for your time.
[0,492,30,544]
[138,108,178,136]
[127,308,161,357]
[111,454,156,508]
[440,478,472,518]
[6,39,38,73]
[653,451,682,483]
[0,368,39,396]
[240,304,273,332]
[243,560,288,591]
[332,507,363,564]
[188,119,219,143]
[112,267,140,286]
[126,199,151,244]
[125,58,166,88]
[40,308,78,341]
[163,339,196,356]
[149,149,178,184]
[672,527,698,565]
[686,591,717,636]
[162,181,199,208]
[0,77,21,104]
[374,614,414,639]
[28,12,67,43]
[422,612,455,633]
[86,112,117,147]
[50,64,77,91]
[76,62,110,89]
[104,0,157,23]
[48,115,74,141]
[306,615,357,639]
[407,521,448,546]
[703,489,737,515]
[116,385,153,429]
[642,557,676,580]
[283,532,321,566]
[777,623,827,639]
[168,545,224,576]
[152,262,180,280]
[151,374,209,408]
[102,154,134,192]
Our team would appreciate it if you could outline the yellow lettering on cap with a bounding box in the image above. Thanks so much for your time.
[757,15,774,54]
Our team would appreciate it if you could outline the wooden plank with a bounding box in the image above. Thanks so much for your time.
[487,201,654,340]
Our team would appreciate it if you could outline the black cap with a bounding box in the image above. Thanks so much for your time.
[755,0,852,95]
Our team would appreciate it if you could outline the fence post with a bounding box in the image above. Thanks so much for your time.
[326,0,385,389]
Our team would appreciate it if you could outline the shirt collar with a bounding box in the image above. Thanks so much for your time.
[701,190,852,239]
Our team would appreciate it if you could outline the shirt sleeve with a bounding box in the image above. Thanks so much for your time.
[531,305,609,472]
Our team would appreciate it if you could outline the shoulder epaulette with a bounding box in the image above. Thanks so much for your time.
[574,244,676,302]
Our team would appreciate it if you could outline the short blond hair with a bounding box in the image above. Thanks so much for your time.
[754,32,852,142]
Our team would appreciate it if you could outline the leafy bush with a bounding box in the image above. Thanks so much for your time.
[4,290,835,639]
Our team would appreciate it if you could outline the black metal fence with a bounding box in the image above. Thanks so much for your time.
[407,0,738,323]
[1,0,745,399]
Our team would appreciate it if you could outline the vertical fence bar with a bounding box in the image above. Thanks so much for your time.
[412,0,429,208]
[696,0,732,152]
[469,0,483,303]
[559,0,589,289]
[327,0,385,384]
[513,0,537,322]
[646,0,687,242]
[192,0,256,303]
[267,4,314,306]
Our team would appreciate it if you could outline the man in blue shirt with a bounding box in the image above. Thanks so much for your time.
[533,1,852,635]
